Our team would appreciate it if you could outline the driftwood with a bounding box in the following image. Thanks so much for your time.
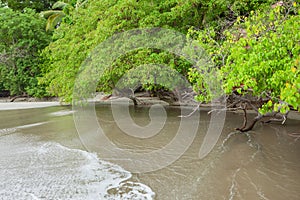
[9,95,29,102]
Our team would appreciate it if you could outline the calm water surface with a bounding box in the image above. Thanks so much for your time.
[0,103,299,199]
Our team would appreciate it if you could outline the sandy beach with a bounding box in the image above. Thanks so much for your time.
[0,102,61,110]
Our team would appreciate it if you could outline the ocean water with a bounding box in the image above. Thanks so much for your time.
[1,104,300,199]
[0,125,154,200]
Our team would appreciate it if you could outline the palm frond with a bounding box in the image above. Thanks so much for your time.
[45,12,66,32]
[40,10,64,19]
[52,1,69,10]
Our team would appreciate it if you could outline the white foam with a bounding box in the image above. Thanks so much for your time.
[0,134,155,200]
[15,122,48,129]
[49,110,75,117]
[0,122,47,137]
[0,128,17,136]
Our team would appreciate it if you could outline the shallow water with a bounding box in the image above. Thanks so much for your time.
[0,104,299,199]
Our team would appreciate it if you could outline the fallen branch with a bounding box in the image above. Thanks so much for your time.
[226,93,290,132]
[10,95,28,102]
[178,104,200,118]
[207,106,243,115]
[236,114,263,132]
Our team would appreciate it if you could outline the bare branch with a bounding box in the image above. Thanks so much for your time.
[178,104,200,118]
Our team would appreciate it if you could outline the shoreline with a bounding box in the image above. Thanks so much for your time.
[0,102,61,110]
[0,96,61,110]
[0,95,299,121]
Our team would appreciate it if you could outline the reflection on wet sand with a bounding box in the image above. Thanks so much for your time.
[0,105,299,199]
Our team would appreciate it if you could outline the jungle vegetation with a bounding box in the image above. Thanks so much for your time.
[0,0,299,131]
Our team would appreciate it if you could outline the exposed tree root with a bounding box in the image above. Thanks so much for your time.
[234,108,289,132]
[228,93,289,132]
[236,114,263,132]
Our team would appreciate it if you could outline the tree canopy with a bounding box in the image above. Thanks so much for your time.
[0,0,299,131]
[1,0,57,12]
[0,7,51,96]
[40,0,275,102]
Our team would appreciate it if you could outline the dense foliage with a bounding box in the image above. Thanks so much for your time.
[0,0,299,130]
[0,0,57,12]
[224,3,299,114]
[40,0,273,102]
[0,7,51,96]
[189,1,299,114]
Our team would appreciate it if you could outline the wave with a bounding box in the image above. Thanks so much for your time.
[0,135,155,200]
[49,110,75,117]
[0,122,48,136]
[0,128,17,136]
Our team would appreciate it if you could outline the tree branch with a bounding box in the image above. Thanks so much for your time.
[178,104,200,118]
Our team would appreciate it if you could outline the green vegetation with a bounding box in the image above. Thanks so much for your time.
[223,5,299,114]
[0,6,51,96]
[188,1,299,131]
[0,0,299,131]
[40,0,222,102]
[0,0,56,12]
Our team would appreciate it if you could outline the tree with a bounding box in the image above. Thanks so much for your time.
[41,0,270,102]
[39,0,207,102]
[0,7,52,96]
[189,1,299,131]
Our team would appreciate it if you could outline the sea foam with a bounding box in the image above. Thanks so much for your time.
[0,133,155,200]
